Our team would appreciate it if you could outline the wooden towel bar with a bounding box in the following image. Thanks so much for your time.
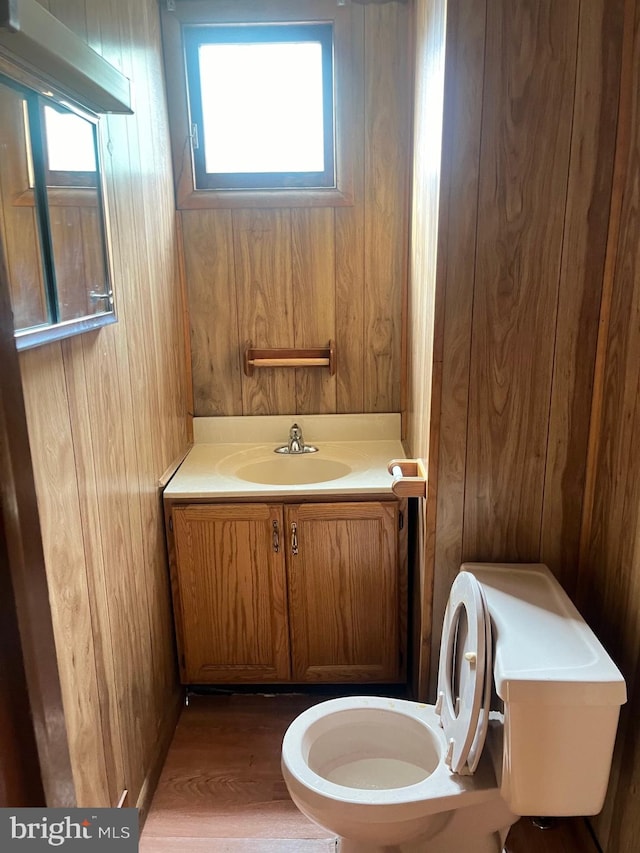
[244,341,336,376]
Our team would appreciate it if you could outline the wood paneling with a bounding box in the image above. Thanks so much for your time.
[405,0,449,697]
[181,209,243,417]
[0,237,51,808]
[0,512,45,807]
[540,0,623,593]
[406,0,447,464]
[291,208,336,414]
[428,0,487,697]
[419,0,623,697]
[464,0,579,560]
[362,2,410,414]
[335,2,365,415]
[13,0,189,811]
[179,0,411,417]
[60,334,124,806]
[0,236,74,808]
[577,2,640,850]
[234,209,296,414]
[20,343,111,806]
[415,0,638,844]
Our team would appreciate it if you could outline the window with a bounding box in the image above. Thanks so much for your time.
[161,0,354,208]
[183,23,335,191]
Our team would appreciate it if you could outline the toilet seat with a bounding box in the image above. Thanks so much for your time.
[436,572,492,775]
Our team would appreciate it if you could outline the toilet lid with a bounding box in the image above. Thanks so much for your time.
[436,571,492,775]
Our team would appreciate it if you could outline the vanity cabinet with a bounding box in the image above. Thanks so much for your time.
[285,502,401,682]
[167,500,406,685]
[170,503,290,683]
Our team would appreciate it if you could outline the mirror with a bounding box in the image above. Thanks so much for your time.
[0,71,115,348]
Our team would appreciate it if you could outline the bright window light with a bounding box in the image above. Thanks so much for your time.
[43,105,96,172]
[183,22,334,190]
[199,41,325,174]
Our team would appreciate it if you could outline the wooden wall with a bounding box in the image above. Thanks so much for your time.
[419,0,624,694]
[405,0,447,697]
[0,511,46,807]
[576,1,640,849]
[180,1,411,417]
[406,0,446,463]
[15,0,189,809]
[416,0,640,844]
[8,0,638,834]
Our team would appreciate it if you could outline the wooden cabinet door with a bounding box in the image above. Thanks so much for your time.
[171,504,290,683]
[285,502,402,682]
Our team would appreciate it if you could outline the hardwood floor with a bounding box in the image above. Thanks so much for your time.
[506,818,598,853]
[141,695,331,852]
[141,695,599,853]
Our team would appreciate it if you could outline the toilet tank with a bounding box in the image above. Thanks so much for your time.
[462,562,626,817]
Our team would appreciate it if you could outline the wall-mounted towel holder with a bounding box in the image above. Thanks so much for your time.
[387,458,427,498]
[244,341,336,376]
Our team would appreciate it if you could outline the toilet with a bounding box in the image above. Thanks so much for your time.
[281,563,627,853]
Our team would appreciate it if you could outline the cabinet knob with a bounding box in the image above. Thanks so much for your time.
[272,520,280,553]
[291,521,299,556]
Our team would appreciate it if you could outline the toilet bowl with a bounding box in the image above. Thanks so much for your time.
[282,696,515,852]
[281,563,627,853]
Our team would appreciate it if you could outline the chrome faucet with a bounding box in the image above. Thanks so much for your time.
[288,423,303,453]
[274,423,318,455]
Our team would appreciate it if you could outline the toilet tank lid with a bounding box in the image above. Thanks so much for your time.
[461,563,627,707]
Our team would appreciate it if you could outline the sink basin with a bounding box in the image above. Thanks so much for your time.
[234,456,352,486]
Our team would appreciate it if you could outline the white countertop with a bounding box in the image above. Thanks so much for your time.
[164,414,405,499]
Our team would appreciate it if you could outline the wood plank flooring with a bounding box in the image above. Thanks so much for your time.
[141,695,599,853]
[141,695,331,851]
[506,818,598,853]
